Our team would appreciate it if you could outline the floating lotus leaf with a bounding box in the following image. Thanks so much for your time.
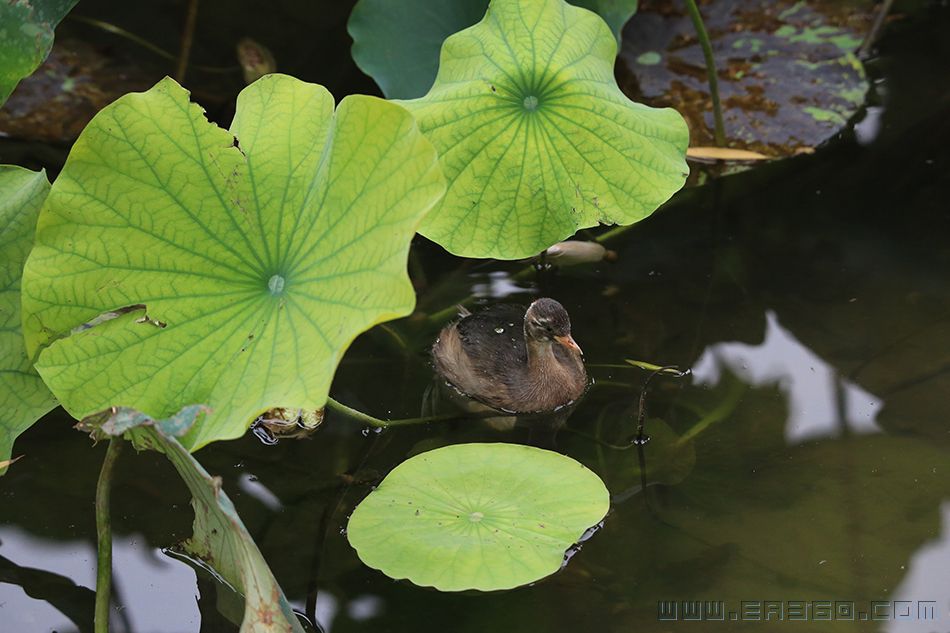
[347,0,639,99]
[347,443,610,591]
[620,0,871,155]
[398,0,688,259]
[0,166,57,475]
[0,0,78,105]
[21,74,445,450]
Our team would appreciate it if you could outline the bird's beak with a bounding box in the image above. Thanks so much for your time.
[555,334,583,355]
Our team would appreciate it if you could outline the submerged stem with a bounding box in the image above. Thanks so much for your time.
[95,438,123,633]
[683,0,726,146]
[677,380,746,444]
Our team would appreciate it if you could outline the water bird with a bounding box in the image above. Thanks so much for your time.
[431,298,587,413]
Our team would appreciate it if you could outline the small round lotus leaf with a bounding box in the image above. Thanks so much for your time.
[347,443,610,591]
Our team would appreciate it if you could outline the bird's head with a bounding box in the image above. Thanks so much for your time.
[524,298,582,354]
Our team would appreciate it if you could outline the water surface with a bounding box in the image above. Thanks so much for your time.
[2,4,950,632]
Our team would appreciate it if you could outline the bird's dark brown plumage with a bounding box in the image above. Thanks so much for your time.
[431,298,587,413]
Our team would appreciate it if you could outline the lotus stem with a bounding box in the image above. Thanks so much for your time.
[95,438,123,633]
[427,303,468,326]
[589,379,637,389]
[175,0,200,82]
[634,365,684,443]
[325,397,456,427]
[376,323,411,353]
[68,15,236,74]
[683,0,726,146]
[859,0,895,58]
[70,15,174,61]
[563,427,637,451]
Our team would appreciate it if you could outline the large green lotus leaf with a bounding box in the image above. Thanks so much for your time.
[20,74,445,450]
[0,0,78,105]
[0,166,57,475]
[398,0,688,259]
[347,0,637,100]
[79,405,304,632]
[347,443,610,591]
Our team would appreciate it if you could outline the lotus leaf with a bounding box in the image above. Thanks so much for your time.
[0,166,57,475]
[21,74,445,449]
[398,0,688,259]
[347,442,610,591]
[0,0,78,105]
[348,0,638,99]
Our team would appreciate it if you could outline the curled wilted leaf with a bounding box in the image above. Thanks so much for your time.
[85,405,304,632]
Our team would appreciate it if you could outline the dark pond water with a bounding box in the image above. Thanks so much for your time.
[2,2,950,633]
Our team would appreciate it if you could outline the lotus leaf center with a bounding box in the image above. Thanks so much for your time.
[523,95,539,111]
[267,274,286,295]
[468,511,485,523]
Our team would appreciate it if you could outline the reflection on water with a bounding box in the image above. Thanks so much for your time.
[293,592,338,632]
[693,310,882,444]
[0,527,198,632]
[237,472,284,512]
[2,3,950,632]
[854,105,885,146]
[890,502,950,633]
[346,594,385,622]
[0,527,93,632]
[470,270,532,299]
